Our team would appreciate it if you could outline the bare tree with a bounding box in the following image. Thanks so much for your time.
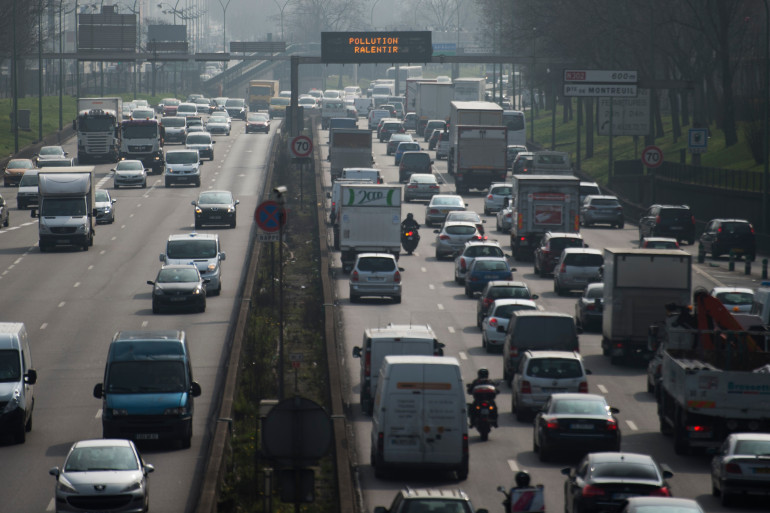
[284,0,366,43]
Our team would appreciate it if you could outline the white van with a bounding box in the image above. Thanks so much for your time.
[370,355,468,480]
[0,323,37,444]
[352,324,444,414]
[341,167,383,184]
[750,282,770,324]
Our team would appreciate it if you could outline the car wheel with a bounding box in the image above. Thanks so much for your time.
[477,313,483,329]
[3,215,8,227]
[435,250,441,260]
[465,286,472,298]
[538,442,550,462]
[25,409,32,432]
[142,181,147,188]
[617,221,624,229]
[14,417,26,444]
[181,425,192,449]
[515,400,528,422]
[720,490,732,507]
[152,301,160,314]
[496,218,501,231]
[195,178,201,187]
[165,179,171,188]
[484,207,490,215]
[393,295,401,304]
[231,219,236,229]
[114,183,119,189]
[554,280,563,296]
[456,460,469,481]
[350,294,359,303]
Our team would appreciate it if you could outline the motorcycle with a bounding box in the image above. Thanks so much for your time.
[467,382,498,441]
[401,227,420,254]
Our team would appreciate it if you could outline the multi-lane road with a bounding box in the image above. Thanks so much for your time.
[319,121,764,513]
[0,118,274,512]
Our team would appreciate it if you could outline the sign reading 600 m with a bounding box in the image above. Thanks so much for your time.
[321,31,432,64]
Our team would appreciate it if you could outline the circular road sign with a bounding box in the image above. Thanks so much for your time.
[642,145,663,168]
[290,135,313,158]
[255,200,287,233]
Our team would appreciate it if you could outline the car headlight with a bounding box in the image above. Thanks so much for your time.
[192,287,203,295]
[153,287,165,296]
[227,206,235,213]
[195,207,202,214]
[207,263,216,272]
[121,480,143,493]
[57,476,78,494]
[164,406,190,415]
[2,388,21,413]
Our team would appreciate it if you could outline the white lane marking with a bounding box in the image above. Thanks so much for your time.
[141,320,149,327]
[428,284,435,290]
[88,265,94,270]
[58,301,66,308]
[40,323,48,330]
[437,304,444,310]
[626,420,639,431]
[137,203,142,208]
[459,352,468,360]
[120,224,126,229]
[111,236,117,241]
[100,250,106,255]
[596,384,608,394]
[96,409,102,418]
[14,258,22,265]
[129,213,135,218]
[508,460,519,472]
[421,267,427,273]
[2,270,8,276]
[73,282,80,288]
[691,262,725,287]
[46,498,54,512]
[448,327,455,334]
[8,264,14,269]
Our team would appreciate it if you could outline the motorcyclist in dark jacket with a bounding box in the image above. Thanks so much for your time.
[401,212,420,232]
[467,368,498,428]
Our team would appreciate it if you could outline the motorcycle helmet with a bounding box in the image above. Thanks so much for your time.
[406,213,414,220]
[515,470,531,488]
[477,368,489,380]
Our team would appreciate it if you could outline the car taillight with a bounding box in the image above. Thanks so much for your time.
[750,224,755,234]
[581,485,606,497]
[439,235,450,240]
[649,487,671,497]
[460,258,467,271]
[605,419,618,431]
[579,381,588,393]
[429,208,439,214]
[407,184,417,189]
[520,380,531,394]
[364,351,371,376]
[691,215,696,225]
[488,317,498,327]
[351,271,359,282]
[462,433,469,455]
[474,235,483,240]
[430,185,439,189]
[545,417,559,430]
[586,303,595,311]
[725,463,742,474]
[509,346,518,358]
[655,215,661,224]
[404,231,414,237]
[487,194,494,200]
[718,227,722,233]
[483,297,493,308]
[394,271,401,283]
[559,261,566,273]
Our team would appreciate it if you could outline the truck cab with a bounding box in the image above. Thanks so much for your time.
[119,119,165,174]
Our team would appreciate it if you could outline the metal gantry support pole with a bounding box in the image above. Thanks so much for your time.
[38,1,43,142]
[12,0,19,153]
[763,0,770,232]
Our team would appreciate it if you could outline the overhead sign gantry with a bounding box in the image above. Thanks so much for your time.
[320,31,432,63]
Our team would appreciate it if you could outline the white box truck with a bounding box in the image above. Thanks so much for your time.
[448,101,503,175]
[453,125,508,194]
[33,166,96,252]
[602,248,692,363]
[415,82,454,136]
[453,78,486,102]
[405,77,437,114]
[74,98,122,163]
[509,174,580,261]
[328,129,374,181]
[338,184,401,271]
[370,355,468,480]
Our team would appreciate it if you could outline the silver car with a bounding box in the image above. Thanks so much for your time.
[49,439,154,513]
[454,240,507,284]
[434,221,483,260]
[403,173,440,202]
[553,247,604,295]
[710,286,754,313]
[112,159,147,189]
[711,433,770,506]
[481,298,537,352]
[511,350,590,421]
[483,182,513,215]
[205,114,231,135]
[94,189,116,224]
[349,253,403,303]
[424,194,466,227]
[580,195,624,228]
[185,132,215,160]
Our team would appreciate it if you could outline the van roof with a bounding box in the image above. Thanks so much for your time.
[511,310,574,319]
[365,324,436,339]
[0,323,25,349]
[0,322,26,334]
[383,355,459,366]
[114,330,185,342]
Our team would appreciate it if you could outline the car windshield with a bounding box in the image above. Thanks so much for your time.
[162,117,186,127]
[432,197,463,207]
[398,143,420,152]
[591,198,619,207]
[41,198,87,216]
[552,398,609,415]
[720,222,752,234]
[0,349,21,382]
[187,135,211,144]
[78,117,115,131]
[117,161,144,171]
[166,239,217,259]
[199,192,232,204]
[164,99,180,106]
[122,125,158,138]
[225,99,244,107]
[645,240,678,249]
[528,358,582,378]
[403,153,430,166]
[591,461,659,480]
[39,147,63,156]
[248,114,269,121]
[178,105,196,114]
[38,160,72,167]
[7,160,33,169]
[106,360,187,394]
[356,257,396,272]
[716,292,753,305]
[157,267,200,283]
[166,152,199,164]
[490,286,530,299]
[299,98,316,105]
[410,175,436,184]
[132,109,154,119]
[95,190,109,202]
[734,439,770,455]
[660,208,691,222]
[64,446,139,472]
[271,98,290,106]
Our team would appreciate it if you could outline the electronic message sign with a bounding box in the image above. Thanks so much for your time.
[321,31,432,64]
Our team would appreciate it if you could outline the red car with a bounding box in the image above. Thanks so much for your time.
[245,112,270,134]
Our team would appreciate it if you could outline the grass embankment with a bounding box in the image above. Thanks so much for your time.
[218,138,336,512]
[526,99,762,186]
[0,93,183,158]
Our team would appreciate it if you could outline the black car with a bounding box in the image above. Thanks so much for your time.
[562,452,674,513]
[245,113,270,133]
[698,218,755,261]
[575,282,603,331]
[398,151,433,183]
[638,204,696,244]
[148,264,208,313]
[192,190,239,229]
[533,232,585,277]
[0,194,9,228]
[379,120,404,142]
[534,393,621,462]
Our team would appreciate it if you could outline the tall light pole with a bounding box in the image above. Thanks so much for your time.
[273,0,292,42]
[75,0,80,101]
[12,0,19,153]
[530,26,536,145]
[763,0,770,232]
[370,0,381,28]
[38,0,43,142]
[59,0,64,130]
[217,0,231,55]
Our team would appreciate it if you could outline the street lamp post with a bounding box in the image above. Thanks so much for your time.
[274,0,293,42]
[38,0,43,142]
[217,0,231,55]
[530,27,536,145]
[370,0,381,28]
[763,0,770,232]
[59,0,64,130]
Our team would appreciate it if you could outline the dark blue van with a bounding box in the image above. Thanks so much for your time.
[93,330,201,448]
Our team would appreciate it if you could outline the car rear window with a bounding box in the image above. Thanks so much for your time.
[446,212,479,223]
[591,462,659,480]
[446,225,477,235]
[716,292,753,305]
[491,186,513,196]
[489,286,530,299]
[402,153,430,166]
[734,439,770,455]
[564,253,604,267]
[549,237,583,252]
[473,260,508,271]
[660,208,691,222]
[586,286,604,299]
[720,222,753,234]
[591,198,619,207]
[357,257,396,272]
[162,117,186,127]
[493,303,535,318]
[465,246,504,258]
[527,358,583,379]
[552,398,608,415]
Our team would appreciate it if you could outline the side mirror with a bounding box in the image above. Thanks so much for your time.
[144,463,155,474]
[93,383,104,399]
[584,243,589,248]
[219,252,226,261]
[212,140,216,144]
[234,200,240,205]
[191,200,197,206]
[159,253,165,262]
[398,267,405,272]
[190,381,202,397]
[147,280,155,286]
[64,152,69,157]
[585,369,593,375]
[560,467,572,476]
[576,326,583,334]
[199,160,204,165]
[531,294,539,300]
[352,346,361,358]
[610,407,620,414]
[110,168,116,172]
[434,229,439,234]
[30,209,37,218]
[25,369,37,384]
[49,467,60,478]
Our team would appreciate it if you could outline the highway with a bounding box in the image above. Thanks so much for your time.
[319,120,764,513]
[0,118,275,513]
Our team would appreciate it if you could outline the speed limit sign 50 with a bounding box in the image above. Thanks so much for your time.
[642,145,663,168]
[289,135,313,159]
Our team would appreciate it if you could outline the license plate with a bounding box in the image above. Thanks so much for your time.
[612,493,636,500]
[368,277,385,282]
[170,297,187,302]
[136,433,159,440]
[480,409,490,416]
[208,216,221,220]
[754,467,770,474]
[57,239,69,244]
[670,226,682,230]
[571,423,594,430]
[732,248,744,253]
[439,209,449,214]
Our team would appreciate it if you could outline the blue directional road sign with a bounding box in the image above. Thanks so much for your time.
[255,200,287,233]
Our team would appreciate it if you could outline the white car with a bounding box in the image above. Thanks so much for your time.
[112,159,147,189]
[710,287,754,313]
[484,182,513,215]
[94,189,116,224]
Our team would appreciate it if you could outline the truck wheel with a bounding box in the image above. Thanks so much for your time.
[165,179,171,188]
[456,460,469,481]
[610,354,622,365]
[181,425,192,449]
[601,338,610,356]
[674,426,689,455]
[659,415,672,436]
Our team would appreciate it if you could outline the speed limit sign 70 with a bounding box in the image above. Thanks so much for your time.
[289,135,313,159]
[642,145,663,168]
